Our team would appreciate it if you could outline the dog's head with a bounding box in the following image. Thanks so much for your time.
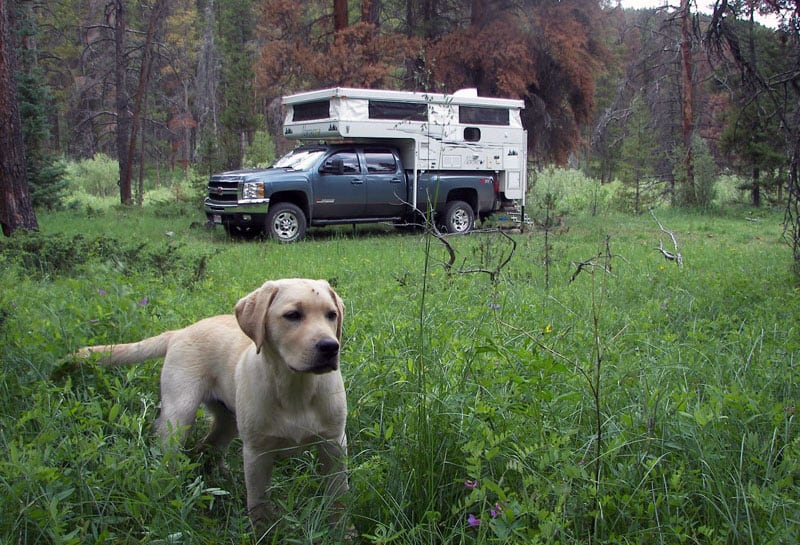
[235,279,344,374]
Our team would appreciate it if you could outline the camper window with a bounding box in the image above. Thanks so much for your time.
[464,127,481,142]
[368,101,427,121]
[293,100,330,121]
[459,106,509,126]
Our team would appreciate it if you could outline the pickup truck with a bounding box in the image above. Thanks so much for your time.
[204,144,499,242]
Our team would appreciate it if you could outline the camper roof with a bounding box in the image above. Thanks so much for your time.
[282,87,524,110]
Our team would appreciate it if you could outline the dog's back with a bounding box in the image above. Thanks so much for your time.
[76,315,246,367]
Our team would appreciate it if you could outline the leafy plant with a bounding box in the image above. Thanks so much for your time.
[64,155,120,199]
[1,199,797,544]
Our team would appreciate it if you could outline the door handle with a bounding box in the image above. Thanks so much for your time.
[351,178,364,185]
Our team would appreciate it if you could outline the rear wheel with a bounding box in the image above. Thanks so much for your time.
[266,202,307,242]
[442,200,475,234]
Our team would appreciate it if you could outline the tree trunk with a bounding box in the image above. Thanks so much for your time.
[121,0,169,207]
[471,0,486,27]
[113,0,132,205]
[361,0,380,26]
[334,0,348,32]
[679,0,695,203]
[0,0,38,236]
[752,166,761,207]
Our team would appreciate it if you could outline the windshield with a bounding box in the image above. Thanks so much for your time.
[272,148,326,171]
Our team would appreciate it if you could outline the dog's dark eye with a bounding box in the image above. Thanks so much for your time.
[283,310,303,322]
[326,310,338,321]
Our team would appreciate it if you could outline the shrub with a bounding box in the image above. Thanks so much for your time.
[673,136,718,208]
[64,154,119,198]
[714,173,749,205]
[0,231,212,285]
[528,167,624,218]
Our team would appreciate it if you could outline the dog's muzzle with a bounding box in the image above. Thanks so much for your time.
[310,338,340,373]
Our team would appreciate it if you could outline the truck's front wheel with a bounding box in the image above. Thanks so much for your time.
[266,202,307,242]
[442,200,475,234]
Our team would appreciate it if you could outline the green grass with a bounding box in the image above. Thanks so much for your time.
[1,200,798,544]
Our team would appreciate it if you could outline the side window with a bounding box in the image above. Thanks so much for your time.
[364,149,398,173]
[320,150,360,174]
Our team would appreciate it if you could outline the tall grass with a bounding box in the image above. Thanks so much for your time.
[1,179,798,543]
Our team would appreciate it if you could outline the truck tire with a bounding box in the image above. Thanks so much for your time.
[266,202,306,242]
[442,200,475,234]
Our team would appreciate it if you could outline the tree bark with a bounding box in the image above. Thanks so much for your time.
[679,0,695,203]
[471,0,486,28]
[113,0,132,205]
[0,0,38,236]
[752,167,761,207]
[334,0,348,32]
[121,0,169,207]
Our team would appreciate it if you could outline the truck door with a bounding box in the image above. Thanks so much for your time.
[314,149,366,219]
[362,147,406,218]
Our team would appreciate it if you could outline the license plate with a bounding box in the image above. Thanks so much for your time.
[213,214,222,224]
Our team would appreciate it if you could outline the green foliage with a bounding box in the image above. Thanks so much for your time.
[617,94,664,213]
[28,156,69,211]
[714,174,750,206]
[529,167,624,219]
[14,3,69,210]
[64,155,120,199]
[243,129,276,168]
[1,202,798,544]
[718,16,791,207]
[673,136,718,208]
[0,230,213,286]
[216,0,258,170]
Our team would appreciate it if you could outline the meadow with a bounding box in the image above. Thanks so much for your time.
[1,180,798,544]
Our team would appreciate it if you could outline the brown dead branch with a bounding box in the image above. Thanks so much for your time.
[570,235,619,283]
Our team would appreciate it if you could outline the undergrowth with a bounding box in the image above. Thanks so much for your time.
[0,204,797,544]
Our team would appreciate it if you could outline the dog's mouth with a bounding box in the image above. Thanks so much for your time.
[290,338,340,374]
[290,359,339,374]
[309,361,339,374]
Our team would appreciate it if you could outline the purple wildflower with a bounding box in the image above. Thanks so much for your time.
[137,296,149,307]
[490,502,504,518]
[467,514,481,527]
[464,479,478,489]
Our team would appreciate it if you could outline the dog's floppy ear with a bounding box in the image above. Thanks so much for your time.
[328,285,345,341]
[235,281,279,354]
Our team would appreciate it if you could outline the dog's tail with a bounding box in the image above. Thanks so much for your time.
[76,331,174,366]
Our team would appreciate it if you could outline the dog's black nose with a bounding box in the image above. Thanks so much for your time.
[316,338,340,357]
[311,338,340,374]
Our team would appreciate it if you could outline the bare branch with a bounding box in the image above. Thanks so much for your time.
[650,208,683,266]
[456,229,517,283]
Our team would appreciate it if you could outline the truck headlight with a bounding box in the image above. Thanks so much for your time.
[242,181,265,200]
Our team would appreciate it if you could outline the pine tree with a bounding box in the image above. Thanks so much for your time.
[14,2,67,209]
[217,0,258,170]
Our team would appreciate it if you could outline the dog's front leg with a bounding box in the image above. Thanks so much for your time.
[317,436,349,522]
[242,445,275,522]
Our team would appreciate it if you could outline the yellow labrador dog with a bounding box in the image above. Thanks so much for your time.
[77,278,348,522]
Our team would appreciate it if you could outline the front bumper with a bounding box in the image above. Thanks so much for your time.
[204,199,270,227]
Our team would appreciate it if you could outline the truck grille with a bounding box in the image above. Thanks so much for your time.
[206,176,241,203]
